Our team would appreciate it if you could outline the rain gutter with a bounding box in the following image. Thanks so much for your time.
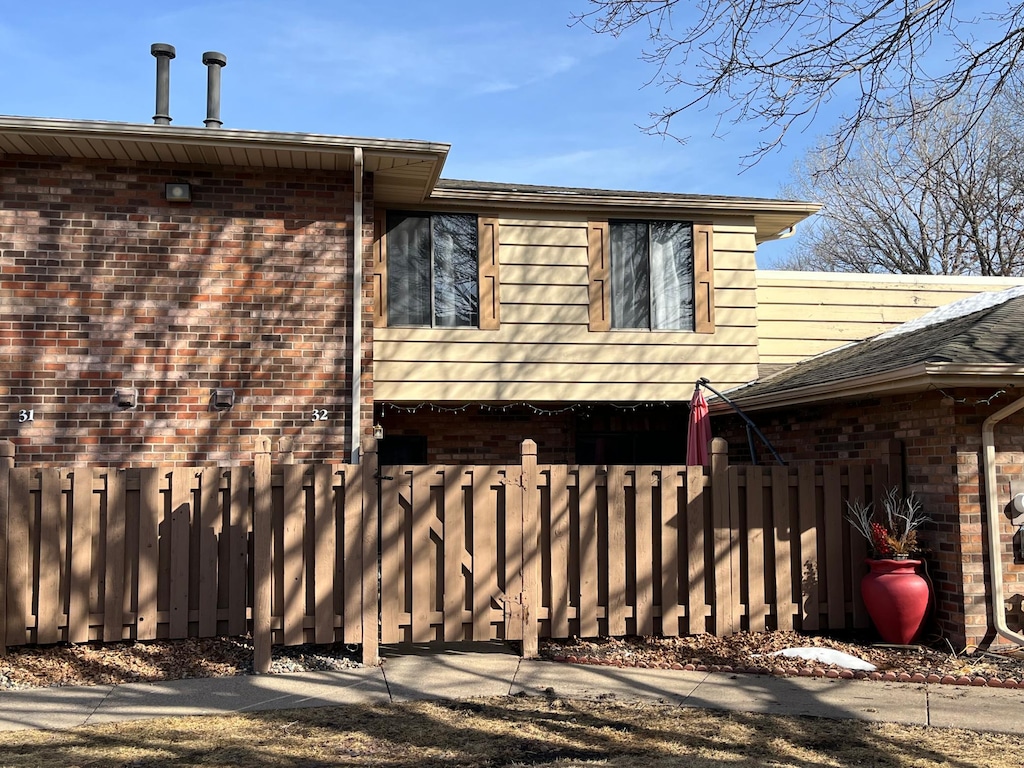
[350,147,364,463]
[981,394,1024,647]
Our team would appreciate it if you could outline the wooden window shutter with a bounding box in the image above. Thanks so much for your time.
[478,216,500,330]
[587,220,611,332]
[372,212,388,328]
[692,222,715,334]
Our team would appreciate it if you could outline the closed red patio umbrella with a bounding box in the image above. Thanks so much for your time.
[686,384,712,467]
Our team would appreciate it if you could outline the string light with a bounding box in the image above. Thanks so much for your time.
[933,388,1008,406]
[377,401,678,417]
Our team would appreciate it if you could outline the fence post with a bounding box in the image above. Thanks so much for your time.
[520,439,540,658]
[0,441,13,657]
[360,436,380,666]
[253,437,273,673]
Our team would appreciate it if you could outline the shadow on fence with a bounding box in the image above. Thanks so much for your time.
[0,437,903,669]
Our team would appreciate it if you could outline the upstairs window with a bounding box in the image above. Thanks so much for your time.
[375,212,500,330]
[610,221,694,330]
[587,220,714,334]
[387,212,479,327]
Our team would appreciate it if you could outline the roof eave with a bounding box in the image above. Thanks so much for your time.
[0,115,451,203]
[428,185,820,241]
[711,363,1024,413]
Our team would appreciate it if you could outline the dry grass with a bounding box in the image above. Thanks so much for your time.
[0,696,1020,767]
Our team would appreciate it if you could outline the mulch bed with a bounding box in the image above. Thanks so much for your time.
[3,630,1024,690]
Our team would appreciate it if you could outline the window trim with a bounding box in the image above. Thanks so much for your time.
[374,210,500,330]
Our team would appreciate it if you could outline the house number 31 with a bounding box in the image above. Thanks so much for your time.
[311,409,329,421]
[18,409,35,423]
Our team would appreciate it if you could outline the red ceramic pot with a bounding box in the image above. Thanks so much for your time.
[860,558,930,645]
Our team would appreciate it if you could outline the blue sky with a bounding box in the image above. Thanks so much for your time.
[0,0,823,266]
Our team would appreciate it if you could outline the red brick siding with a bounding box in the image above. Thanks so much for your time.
[0,157,372,466]
[378,406,575,464]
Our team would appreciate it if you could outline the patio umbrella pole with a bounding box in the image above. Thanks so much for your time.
[697,378,786,466]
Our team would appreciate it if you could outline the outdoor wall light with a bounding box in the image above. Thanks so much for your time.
[164,182,192,202]
[210,388,235,411]
[112,387,138,410]
[372,423,385,440]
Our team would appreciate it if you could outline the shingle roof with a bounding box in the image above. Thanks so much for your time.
[729,295,1024,403]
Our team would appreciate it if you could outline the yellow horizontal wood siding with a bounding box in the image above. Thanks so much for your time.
[757,271,1024,367]
[375,213,761,402]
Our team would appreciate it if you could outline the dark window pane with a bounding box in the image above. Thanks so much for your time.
[433,214,478,327]
[387,213,431,326]
[610,222,650,328]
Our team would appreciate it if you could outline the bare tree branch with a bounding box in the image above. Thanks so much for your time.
[574,1,1024,169]
[779,92,1024,275]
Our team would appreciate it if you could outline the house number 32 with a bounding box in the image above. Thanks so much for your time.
[311,409,329,421]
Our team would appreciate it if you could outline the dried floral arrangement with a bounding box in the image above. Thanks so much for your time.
[846,487,929,558]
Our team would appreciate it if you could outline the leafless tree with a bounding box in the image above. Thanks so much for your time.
[778,92,1024,275]
[575,1,1024,169]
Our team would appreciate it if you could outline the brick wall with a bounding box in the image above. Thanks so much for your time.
[378,405,576,464]
[0,156,372,466]
[715,388,1024,650]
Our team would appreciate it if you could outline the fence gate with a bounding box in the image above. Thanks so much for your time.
[377,459,538,651]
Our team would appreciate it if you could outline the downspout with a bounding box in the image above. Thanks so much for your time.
[981,393,1024,647]
[350,148,364,463]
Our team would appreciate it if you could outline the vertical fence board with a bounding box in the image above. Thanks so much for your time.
[548,465,570,639]
[847,464,869,627]
[198,467,221,638]
[473,468,501,643]
[577,465,599,638]
[0,456,9,654]
[823,465,846,628]
[6,468,29,646]
[746,466,767,632]
[314,464,335,645]
[411,466,435,643]
[136,469,161,641]
[6,468,30,647]
[343,463,364,645]
[771,465,793,631]
[253,441,273,673]
[37,470,63,645]
[797,464,818,631]
[634,467,655,637]
[606,465,627,637]
[443,467,467,642]
[501,468,524,643]
[727,466,743,634]
[227,467,250,638]
[685,466,707,634]
[282,465,306,647]
[659,468,680,637]
[103,470,126,643]
[711,442,733,635]
[168,470,192,639]
[379,468,404,644]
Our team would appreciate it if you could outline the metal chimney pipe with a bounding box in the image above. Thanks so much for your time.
[151,43,176,125]
[202,51,227,128]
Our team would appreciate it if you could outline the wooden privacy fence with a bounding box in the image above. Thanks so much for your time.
[379,438,903,655]
[0,436,902,668]
[0,438,379,670]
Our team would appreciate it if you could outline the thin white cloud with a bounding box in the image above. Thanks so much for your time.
[256,15,589,100]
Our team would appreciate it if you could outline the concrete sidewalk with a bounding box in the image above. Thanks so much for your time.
[0,647,1021,734]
